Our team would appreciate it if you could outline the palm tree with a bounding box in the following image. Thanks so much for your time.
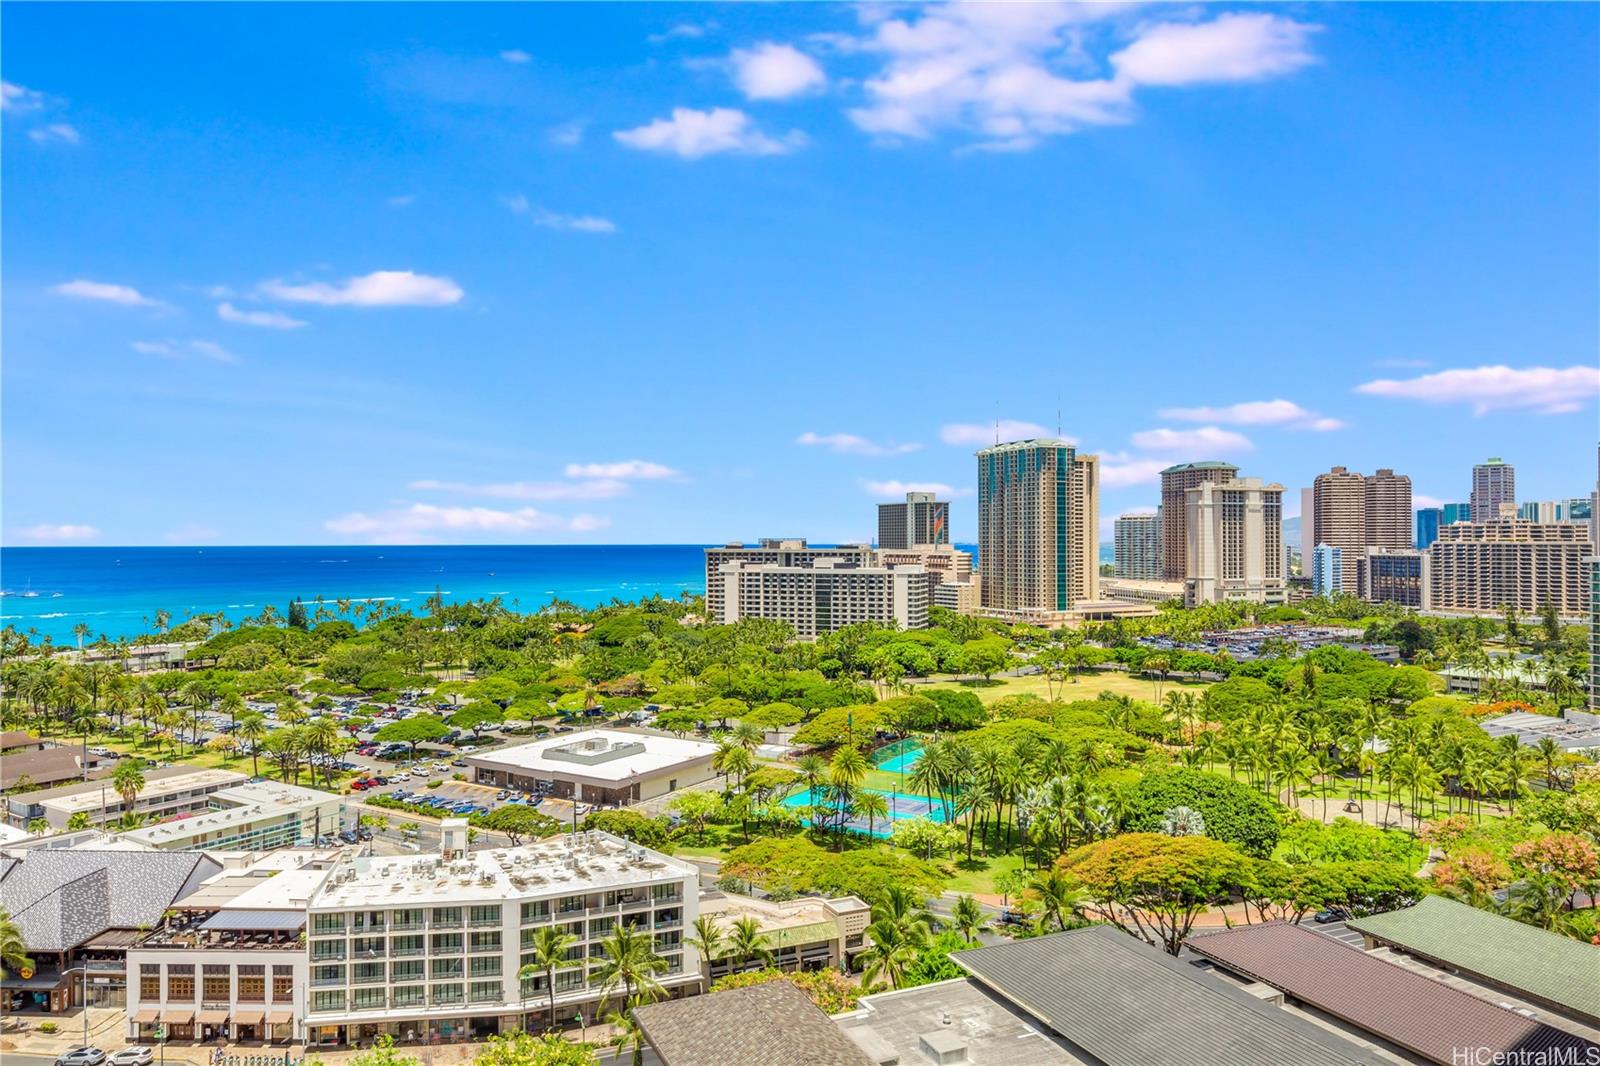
[829,745,868,791]
[594,923,668,1011]
[857,787,896,838]
[796,754,827,797]
[731,721,763,751]
[605,1001,649,1066]
[236,712,268,777]
[857,915,925,990]
[518,925,580,1032]
[951,894,986,945]
[686,915,725,984]
[112,759,146,814]
[0,909,30,980]
[1026,867,1089,934]
[726,916,773,972]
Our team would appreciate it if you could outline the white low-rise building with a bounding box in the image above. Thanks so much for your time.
[464,730,718,805]
[122,780,345,852]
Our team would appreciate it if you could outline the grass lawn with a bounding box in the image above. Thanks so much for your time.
[916,670,1212,706]
[938,849,1025,898]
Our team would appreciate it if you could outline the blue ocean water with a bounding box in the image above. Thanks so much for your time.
[0,545,711,643]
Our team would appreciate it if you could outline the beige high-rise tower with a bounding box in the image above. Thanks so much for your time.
[977,438,1098,623]
[1160,461,1239,580]
[1313,466,1412,595]
[1183,477,1286,606]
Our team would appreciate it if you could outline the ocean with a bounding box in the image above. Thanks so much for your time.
[0,545,712,643]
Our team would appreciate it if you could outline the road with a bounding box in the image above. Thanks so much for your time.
[6,1046,654,1066]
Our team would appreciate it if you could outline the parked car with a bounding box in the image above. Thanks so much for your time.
[110,1047,153,1066]
[56,1048,107,1066]
[339,830,358,844]
[1314,907,1351,924]
[355,827,373,842]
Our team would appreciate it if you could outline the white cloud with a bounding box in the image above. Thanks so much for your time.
[218,302,307,329]
[614,107,806,159]
[1355,365,1600,416]
[1111,13,1318,87]
[649,22,716,44]
[325,503,607,543]
[1130,426,1254,454]
[732,42,826,100]
[505,197,617,234]
[500,49,532,64]
[549,121,586,147]
[1413,494,1447,510]
[408,478,629,501]
[261,270,463,307]
[28,123,80,145]
[842,6,1317,151]
[861,479,967,498]
[562,460,680,480]
[2,80,47,113]
[386,194,416,208]
[56,279,159,306]
[132,339,237,363]
[1158,398,1345,431]
[1098,454,1171,488]
[939,420,1059,446]
[796,431,920,457]
[17,522,99,542]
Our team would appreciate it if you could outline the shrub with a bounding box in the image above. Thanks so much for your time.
[709,967,861,1014]
[1124,770,1281,859]
[39,1022,58,1034]
[721,836,944,904]
[583,809,674,851]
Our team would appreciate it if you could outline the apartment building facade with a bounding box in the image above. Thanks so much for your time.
[1113,513,1162,581]
[876,492,950,550]
[1183,478,1287,607]
[1160,461,1239,581]
[1312,466,1411,595]
[977,439,1099,623]
[1363,547,1424,608]
[713,558,930,638]
[8,767,249,830]
[701,540,873,621]
[1425,521,1591,618]
[1471,458,1516,521]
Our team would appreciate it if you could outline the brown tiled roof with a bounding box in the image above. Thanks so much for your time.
[1188,923,1600,1065]
[632,981,871,1066]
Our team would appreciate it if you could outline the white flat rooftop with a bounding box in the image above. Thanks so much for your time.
[309,831,697,909]
[465,729,717,783]
[41,768,249,815]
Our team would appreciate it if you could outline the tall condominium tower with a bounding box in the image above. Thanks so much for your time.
[876,491,950,550]
[1425,521,1588,616]
[1113,513,1162,580]
[1160,461,1239,581]
[1415,507,1443,551]
[977,438,1098,622]
[1471,457,1515,522]
[1183,477,1286,606]
[1312,466,1412,595]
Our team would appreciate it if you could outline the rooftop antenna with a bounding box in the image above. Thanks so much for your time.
[1056,391,1062,438]
[994,400,1000,446]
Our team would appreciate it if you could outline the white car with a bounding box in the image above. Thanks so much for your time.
[433,762,450,772]
[110,1048,153,1066]
[390,772,410,782]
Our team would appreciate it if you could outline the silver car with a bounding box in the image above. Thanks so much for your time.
[110,1049,154,1066]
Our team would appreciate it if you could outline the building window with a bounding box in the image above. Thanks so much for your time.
[139,965,160,1000]
[392,908,424,931]
[352,962,385,985]
[352,936,385,958]
[469,931,501,953]
[431,958,463,980]
[392,934,424,957]
[392,986,425,1008]
[431,933,463,955]
[556,896,584,915]
[238,966,266,1003]
[391,961,424,983]
[468,905,501,926]
[469,956,501,978]
[311,991,345,1014]
[520,901,550,924]
[312,965,345,987]
[202,966,230,1003]
[312,914,346,936]
[352,911,386,933]
[351,987,386,1011]
[430,984,463,1006]
[166,966,195,1001]
[272,966,293,1000]
[431,907,462,927]
[311,940,346,961]
[469,981,500,1004]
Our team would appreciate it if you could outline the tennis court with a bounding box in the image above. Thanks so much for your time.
[781,785,946,838]
[873,738,924,775]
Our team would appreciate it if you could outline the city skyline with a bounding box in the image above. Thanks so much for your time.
[4,3,1597,547]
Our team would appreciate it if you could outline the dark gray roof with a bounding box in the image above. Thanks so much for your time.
[633,980,872,1066]
[0,849,221,951]
[952,925,1383,1066]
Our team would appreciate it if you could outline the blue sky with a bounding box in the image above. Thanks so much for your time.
[4,2,1596,548]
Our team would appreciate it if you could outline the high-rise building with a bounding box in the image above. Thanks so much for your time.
[876,492,950,550]
[1113,513,1162,580]
[1160,461,1238,581]
[977,438,1099,622]
[1517,499,1593,524]
[703,540,873,620]
[1183,477,1286,606]
[876,545,979,615]
[1424,521,1589,617]
[1312,466,1412,596]
[1589,556,1599,711]
[1363,548,1424,608]
[713,557,931,639]
[1470,458,1515,522]
[1415,508,1443,550]
[1443,502,1473,525]
[1311,543,1343,597]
